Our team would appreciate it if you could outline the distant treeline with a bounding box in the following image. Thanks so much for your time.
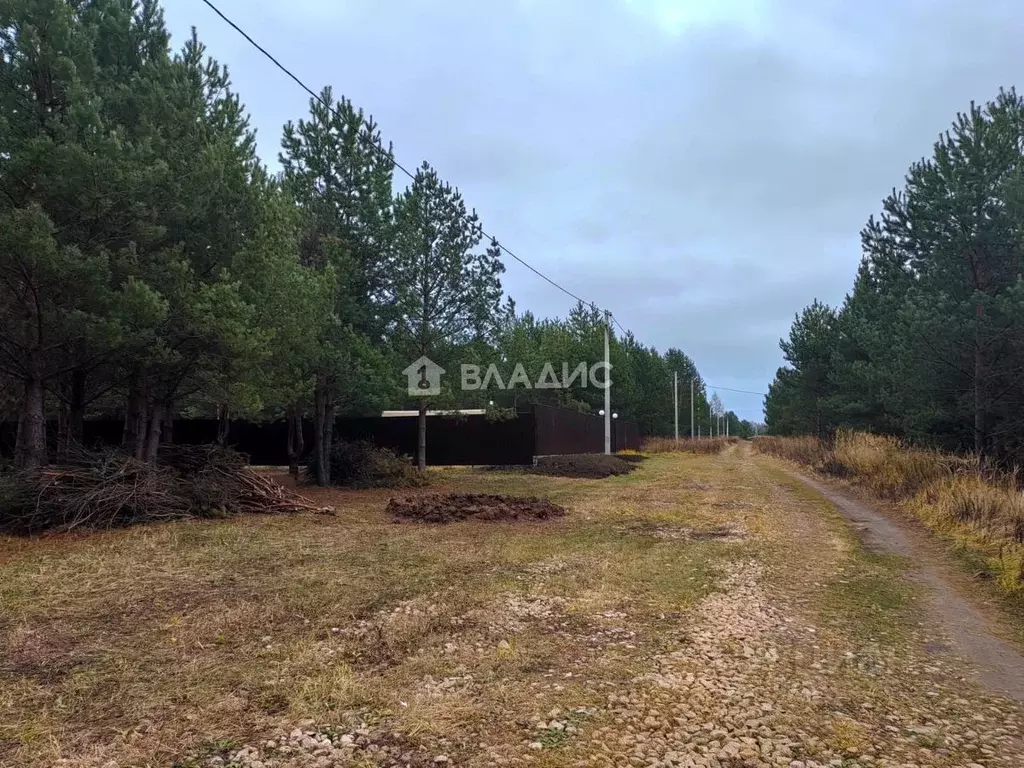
[765,88,1024,466]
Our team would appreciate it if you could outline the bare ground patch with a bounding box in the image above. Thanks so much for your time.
[616,520,749,542]
[386,494,566,523]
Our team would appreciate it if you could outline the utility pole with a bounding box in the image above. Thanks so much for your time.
[604,310,611,455]
[673,371,679,443]
[709,403,714,437]
[690,378,695,440]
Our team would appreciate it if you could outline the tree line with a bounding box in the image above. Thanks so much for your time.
[0,0,752,478]
[765,88,1024,466]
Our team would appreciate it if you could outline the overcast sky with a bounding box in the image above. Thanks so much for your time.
[163,0,1022,421]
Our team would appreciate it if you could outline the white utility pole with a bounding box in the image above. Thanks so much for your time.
[709,404,714,437]
[690,379,695,440]
[604,310,611,455]
[673,371,679,443]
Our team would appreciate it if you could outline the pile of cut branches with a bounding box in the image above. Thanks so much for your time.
[0,445,329,535]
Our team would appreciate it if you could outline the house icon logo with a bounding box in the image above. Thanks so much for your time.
[402,356,445,396]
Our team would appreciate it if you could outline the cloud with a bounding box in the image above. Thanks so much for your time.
[162,0,1024,420]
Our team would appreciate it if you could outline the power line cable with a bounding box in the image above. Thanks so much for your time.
[198,0,604,314]
[706,385,767,396]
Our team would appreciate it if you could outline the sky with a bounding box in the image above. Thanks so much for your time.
[162,0,1023,422]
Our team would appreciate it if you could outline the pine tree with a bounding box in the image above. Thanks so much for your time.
[280,88,395,484]
[390,162,504,470]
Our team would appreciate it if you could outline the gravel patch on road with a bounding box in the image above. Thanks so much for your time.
[192,560,1023,768]
[198,722,442,768]
[551,561,1023,768]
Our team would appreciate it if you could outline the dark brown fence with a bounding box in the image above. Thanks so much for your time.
[533,403,641,455]
[334,414,536,466]
[0,405,640,466]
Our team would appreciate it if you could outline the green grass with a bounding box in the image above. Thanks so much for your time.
[819,553,914,644]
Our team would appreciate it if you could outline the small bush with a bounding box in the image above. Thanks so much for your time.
[306,440,427,489]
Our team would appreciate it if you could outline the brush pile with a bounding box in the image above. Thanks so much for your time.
[0,444,327,535]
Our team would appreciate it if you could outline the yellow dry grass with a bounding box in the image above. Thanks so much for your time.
[642,436,738,454]
[755,430,1024,592]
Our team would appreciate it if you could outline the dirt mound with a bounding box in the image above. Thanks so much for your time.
[615,453,649,464]
[531,454,637,479]
[387,493,566,523]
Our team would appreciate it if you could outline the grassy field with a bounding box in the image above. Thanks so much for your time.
[1,446,1021,767]
[0,457,733,767]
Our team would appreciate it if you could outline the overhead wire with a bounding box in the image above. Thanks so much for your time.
[706,385,767,397]
[8,4,771,403]
[198,0,606,316]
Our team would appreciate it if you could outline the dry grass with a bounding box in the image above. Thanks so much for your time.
[1,447,990,767]
[0,456,745,768]
[753,434,831,468]
[755,430,1024,592]
[642,436,738,455]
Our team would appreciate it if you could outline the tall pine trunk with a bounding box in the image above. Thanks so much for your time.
[216,404,230,446]
[67,367,85,451]
[143,401,163,462]
[57,368,86,457]
[122,377,147,460]
[312,373,334,486]
[286,404,303,478]
[15,374,46,471]
[975,303,987,464]
[975,346,986,462]
[417,399,427,472]
[162,399,175,445]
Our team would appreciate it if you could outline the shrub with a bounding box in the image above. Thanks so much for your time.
[305,440,428,489]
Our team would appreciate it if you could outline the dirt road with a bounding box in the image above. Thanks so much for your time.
[792,469,1024,705]
[4,445,1024,767]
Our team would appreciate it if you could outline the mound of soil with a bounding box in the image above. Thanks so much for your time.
[387,493,566,524]
[531,454,637,479]
[616,453,649,464]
